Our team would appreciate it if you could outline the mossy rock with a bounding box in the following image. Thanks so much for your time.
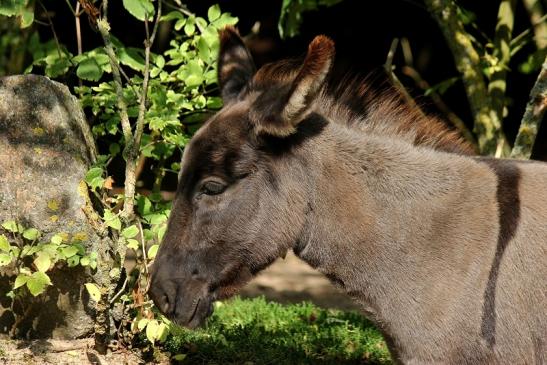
[0,75,103,339]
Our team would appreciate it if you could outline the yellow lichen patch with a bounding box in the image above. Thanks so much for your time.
[58,232,70,242]
[33,147,42,154]
[49,215,59,223]
[73,232,88,242]
[48,199,59,211]
[32,127,45,136]
[68,220,75,227]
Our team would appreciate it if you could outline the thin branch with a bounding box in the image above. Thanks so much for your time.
[97,22,132,150]
[384,38,423,114]
[75,1,83,88]
[138,220,148,275]
[109,275,128,304]
[75,2,83,56]
[121,1,162,221]
[64,0,75,14]
[37,0,64,60]
[424,0,507,155]
[511,54,547,159]
[134,0,162,147]
[522,0,547,50]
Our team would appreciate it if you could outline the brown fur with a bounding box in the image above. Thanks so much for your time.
[149,29,546,364]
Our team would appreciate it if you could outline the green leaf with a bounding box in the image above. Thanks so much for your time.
[146,319,159,343]
[118,47,146,71]
[157,322,169,342]
[174,17,186,31]
[2,220,19,233]
[197,37,211,62]
[77,57,103,81]
[13,274,29,289]
[137,195,153,215]
[103,210,122,231]
[26,271,52,296]
[67,255,80,267]
[145,214,167,225]
[0,0,26,16]
[207,4,221,22]
[51,234,64,245]
[20,8,34,28]
[147,244,159,259]
[424,76,459,96]
[184,18,195,36]
[157,225,167,242]
[122,0,154,21]
[137,317,149,330]
[60,245,79,258]
[34,252,51,272]
[126,239,139,250]
[0,235,10,252]
[122,225,139,239]
[22,228,40,241]
[0,253,12,266]
[85,167,105,190]
[161,10,184,22]
[44,56,71,78]
[85,283,101,302]
[80,256,90,266]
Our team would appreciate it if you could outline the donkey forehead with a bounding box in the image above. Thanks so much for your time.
[179,105,255,185]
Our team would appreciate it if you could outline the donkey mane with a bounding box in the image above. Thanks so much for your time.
[253,59,474,155]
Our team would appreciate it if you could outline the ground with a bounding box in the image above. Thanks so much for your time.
[0,252,361,364]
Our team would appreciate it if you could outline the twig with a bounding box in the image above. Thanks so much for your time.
[134,0,162,147]
[384,38,423,114]
[511,54,547,159]
[75,2,83,56]
[424,0,507,155]
[109,275,129,304]
[75,1,83,88]
[138,220,148,274]
[522,0,547,50]
[37,0,65,61]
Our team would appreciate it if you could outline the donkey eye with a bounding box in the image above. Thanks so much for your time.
[201,181,226,195]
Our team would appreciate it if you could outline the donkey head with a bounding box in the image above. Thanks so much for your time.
[148,27,334,327]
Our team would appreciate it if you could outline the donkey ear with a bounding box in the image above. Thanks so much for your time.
[254,35,335,137]
[218,26,256,104]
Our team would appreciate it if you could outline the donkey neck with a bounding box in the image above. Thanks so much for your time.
[293,121,497,358]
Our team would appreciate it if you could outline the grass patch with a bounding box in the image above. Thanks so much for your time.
[165,296,391,364]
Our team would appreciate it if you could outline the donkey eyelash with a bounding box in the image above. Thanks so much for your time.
[200,181,226,195]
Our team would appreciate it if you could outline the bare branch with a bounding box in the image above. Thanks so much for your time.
[384,38,423,114]
[75,1,83,56]
[511,55,547,159]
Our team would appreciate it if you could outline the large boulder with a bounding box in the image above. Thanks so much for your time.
[0,75,102,339]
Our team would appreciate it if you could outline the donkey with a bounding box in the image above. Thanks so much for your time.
[149,27,547,364]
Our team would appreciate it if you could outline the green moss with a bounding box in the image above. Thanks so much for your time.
[165,296,391,365]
